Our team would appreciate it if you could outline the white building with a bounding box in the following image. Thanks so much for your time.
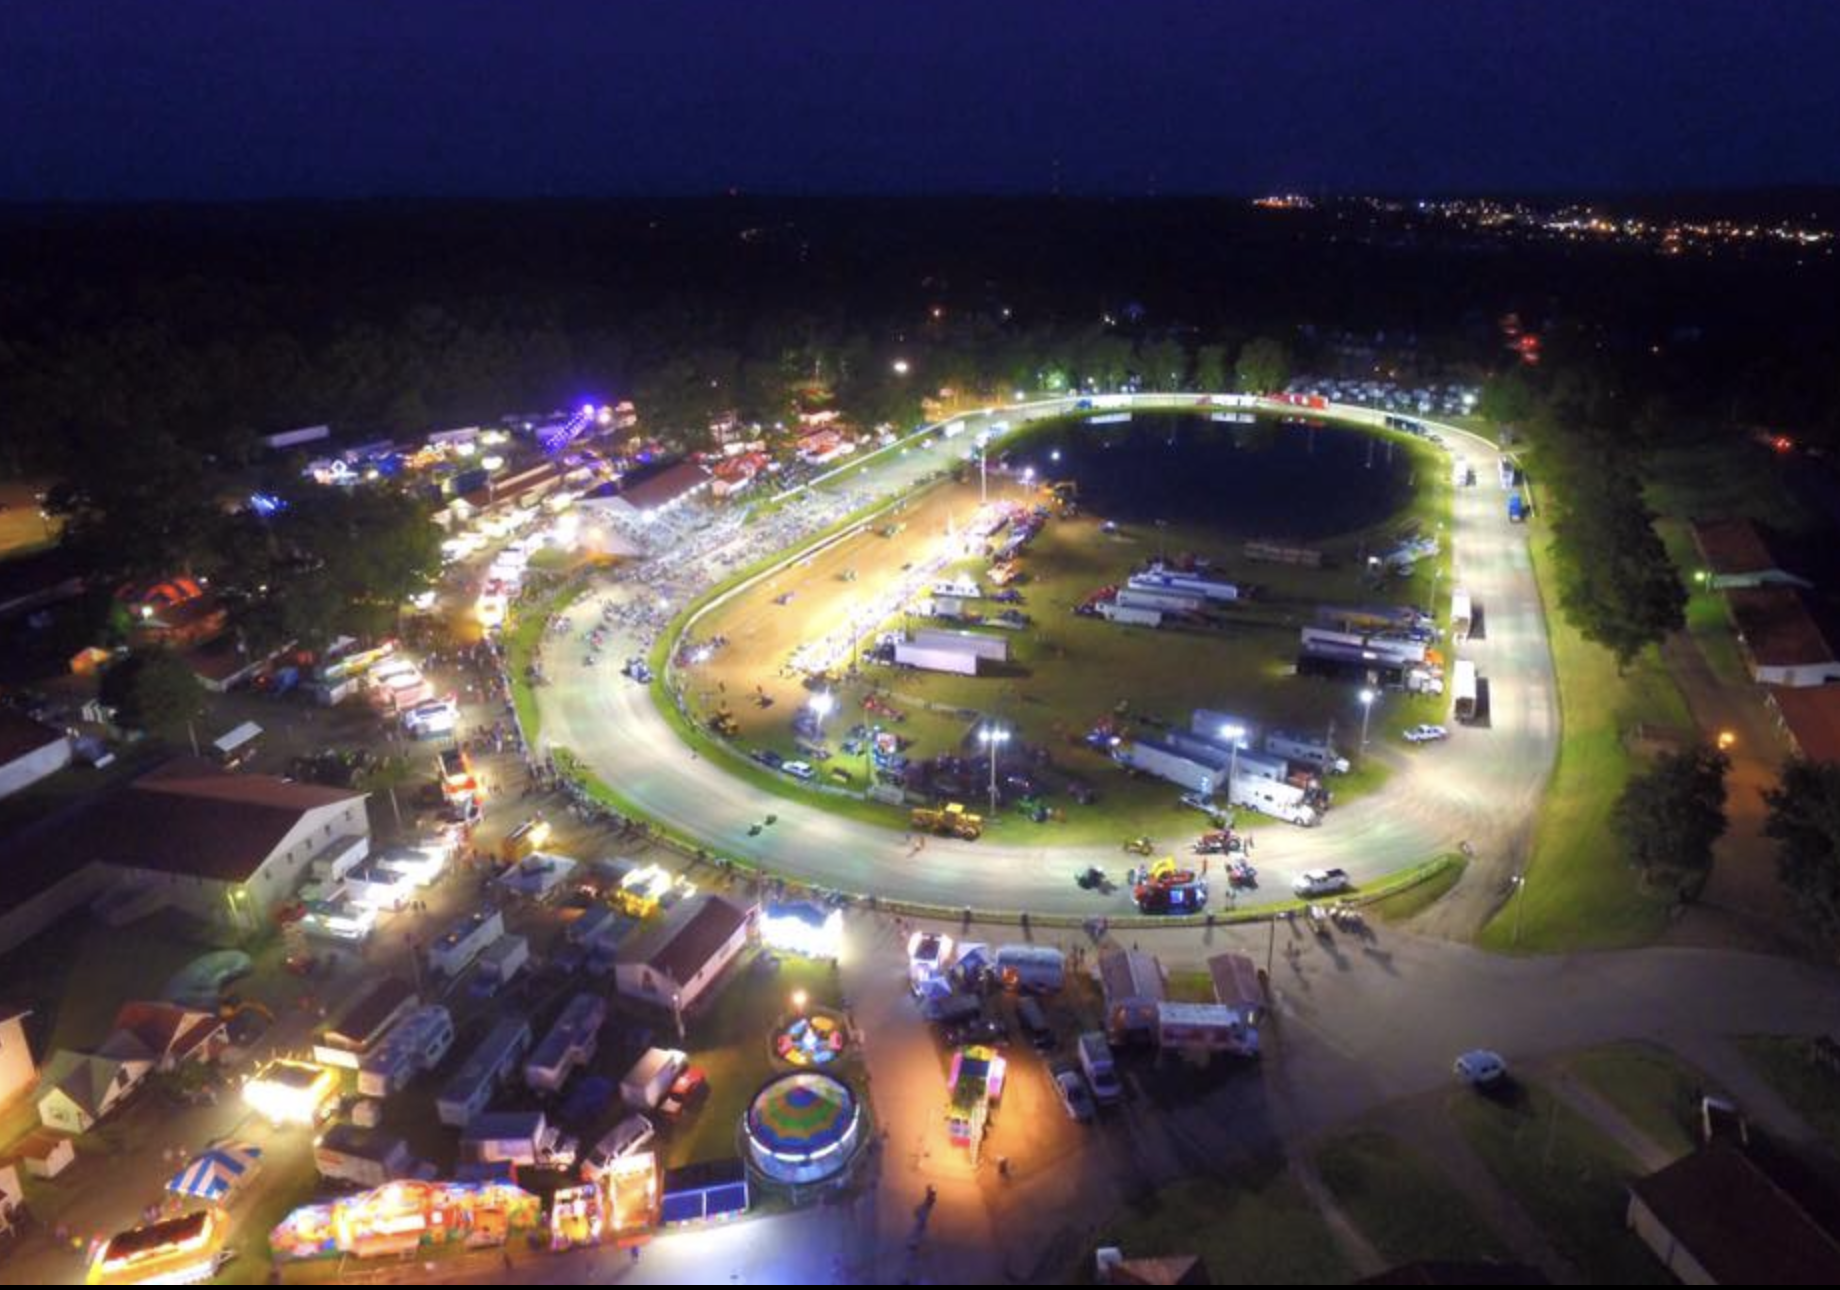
[616,895,754,1014]
[0,757,369,954]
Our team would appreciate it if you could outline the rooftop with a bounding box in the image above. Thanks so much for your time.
[1629,1146,1840,1283]
[630,894,752,986]
[1770,685,1840,764]
[1690,518,1786,577]
[1726,587,1835,668]
[0,708,65,764]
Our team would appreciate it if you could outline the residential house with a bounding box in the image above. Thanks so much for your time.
[1725,588,1840,687]
[1626,1145,1840,1283]
[98,1002,228,1072]
[35,1049,152,1134]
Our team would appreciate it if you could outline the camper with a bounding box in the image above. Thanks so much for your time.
[994,944,1065,994]
[437,1017,532,1128]
[357,1005,455,1098]
[429,907,505,978]
[525,992,605,1093]
[1229,774,1320,826]
[1077,1032,1124,1104]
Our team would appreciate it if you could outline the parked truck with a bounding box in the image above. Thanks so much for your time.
[1450,588,1473,642]
[1097,601,1163,628]
[1453,659,1480,724]
[1508,492,1527,523]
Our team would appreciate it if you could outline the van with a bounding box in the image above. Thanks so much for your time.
[1077,1031,1123,1104]
[1016,997,1055,1050]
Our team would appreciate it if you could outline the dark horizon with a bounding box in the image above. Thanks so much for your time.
[8,0,1839,203]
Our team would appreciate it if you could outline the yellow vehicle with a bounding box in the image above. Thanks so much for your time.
[911,802,983,841]
[1122,836,1155,856]
[500,817,552,864]
[1146,856,1181,882]
[708,708,740,738]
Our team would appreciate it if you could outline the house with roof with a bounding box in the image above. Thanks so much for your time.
[1724,588,1840,687]
[35,1048,153,1134]
[0,756,370,955]
[1766,685,1840,764]
[0,1004,37,1109]
[119,576,227,650]
[1626,1145,1840,1283]
[99,1002,228,1072]
[0,708,72,801]
[579,460,712,529]
[5,1128,76,1180]
[615,894,754,1013]
[1689,519,1810,590]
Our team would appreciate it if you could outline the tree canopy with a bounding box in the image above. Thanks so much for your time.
[1611,744,1728,901]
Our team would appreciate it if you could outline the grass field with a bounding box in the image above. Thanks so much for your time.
[1090,1166,1352,1284]
[1563,1041,1714,1161]
[673,418,1453,845]
[1366,853,1467,923]
[1448,1081,1669,1283]
[1477,520,1686,952]
[1737,1034,1840,1153]
[1315,1128,1508,1265]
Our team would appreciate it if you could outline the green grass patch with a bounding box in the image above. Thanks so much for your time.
[1092,1167,1352,1284]
[1563,1041,1713,1161]
[505,579,591,741]
[1315,1129,1508,1265]
[1448,1080,1669,1284]
[1736,1034,1840,1154]
[1477,523,1684,952]
[1367,854,1467,923]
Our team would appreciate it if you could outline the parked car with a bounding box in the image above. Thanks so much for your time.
[584,1115,656,1172]
[1292,867,1352,897]
[1453,1050,1507,1086]
[659,1067,709,1121]
[942,1015,1009,1048]
[1051,1066,1096,1122]
[1404,724,1450,743]
[782,760,815,781]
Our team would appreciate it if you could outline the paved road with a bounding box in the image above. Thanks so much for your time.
[540,397,1558,922]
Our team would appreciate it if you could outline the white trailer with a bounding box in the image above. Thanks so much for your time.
[1264,729,1350,775]
[1450,588,1473,642]
[429,907,505,978]
[1114,738,1228,795]
[893,640,980,676]
[1097,601,1163,628]
[473,934,530,990]
[1228,774,1319,826]
[1129,570,1240,602]
[438,1017,532,1128]
[622,1048,688,1111]
[1453,659,1479,723]
[357,1006,455,1099]
[911,628,1008,661]
[525,992,605,1093]
[1229,748,1291,785]
[1115,586,1203,614]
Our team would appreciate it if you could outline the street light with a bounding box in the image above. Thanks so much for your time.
[892,359,911,376]
[791,988,809,1015]
[1510,872,1527,946]
[1716,729,1737,752]
[811,690,835,729]
[978,725,1010,814]
[1358,688,1377,749]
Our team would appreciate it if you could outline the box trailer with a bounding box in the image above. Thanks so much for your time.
[893,640,980,675]
[1097,601,1163,628]
[1115,586,1204,614]
[438,1017,532,1128]
[1113,738,1227,795]
[994,944,1065,994]
[911,628,1008,661]
[1264,730,1350,775]
[1450,588,1473,642]
[1129,569,1240,602]
[1453,659,1480,723]
[315,977,420,1070]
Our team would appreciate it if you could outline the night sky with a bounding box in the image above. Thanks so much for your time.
[6,0,1838,201]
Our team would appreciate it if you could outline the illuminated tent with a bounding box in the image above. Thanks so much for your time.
[167,1142,262,1202]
